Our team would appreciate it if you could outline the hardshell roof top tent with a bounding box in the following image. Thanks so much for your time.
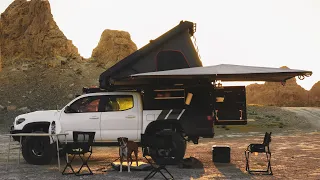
[99,21,202,89]
[99,20,312,89]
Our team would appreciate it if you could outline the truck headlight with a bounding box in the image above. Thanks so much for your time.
[16,118,25,125]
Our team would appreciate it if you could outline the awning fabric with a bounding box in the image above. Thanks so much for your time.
[130,64,312,82]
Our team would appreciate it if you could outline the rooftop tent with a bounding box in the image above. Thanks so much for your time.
[99,21,202,89]
[130,64,312,82]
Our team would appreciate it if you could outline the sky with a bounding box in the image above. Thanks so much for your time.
[1,0,319,90]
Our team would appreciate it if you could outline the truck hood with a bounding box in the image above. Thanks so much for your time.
[14,110,61,130]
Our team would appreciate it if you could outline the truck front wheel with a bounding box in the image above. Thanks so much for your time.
[150,130,186,165]
[22,135,53,165]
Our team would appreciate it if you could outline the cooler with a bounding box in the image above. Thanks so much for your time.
[212,145,230,163]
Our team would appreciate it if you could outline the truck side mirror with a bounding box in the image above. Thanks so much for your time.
[64,106,74,113]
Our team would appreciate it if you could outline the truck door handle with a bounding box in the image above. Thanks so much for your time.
[89,116,99,119]
[126,115,136,119]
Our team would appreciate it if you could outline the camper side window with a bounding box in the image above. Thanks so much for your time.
[153,89,185,100]
[143,89,185,110]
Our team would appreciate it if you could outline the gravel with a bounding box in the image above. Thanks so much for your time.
[1,132,320,180]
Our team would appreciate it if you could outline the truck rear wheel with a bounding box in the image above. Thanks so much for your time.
[150,130,186,165]
[22,135,53,165]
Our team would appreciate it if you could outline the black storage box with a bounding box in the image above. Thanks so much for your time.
[212,145,230,163]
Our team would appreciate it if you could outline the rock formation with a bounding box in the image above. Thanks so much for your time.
[0,19,2,71]
[246,66,309,106]
[0,0,80,67]
[310,81,320,106]
[91,29,137,68]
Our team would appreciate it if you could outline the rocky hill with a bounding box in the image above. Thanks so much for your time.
[0,0,81,68]
[0,0,137,125]
[310,81,320,106]
[91,29,137,68]
[246,66,311,106]
[246,81,309,106]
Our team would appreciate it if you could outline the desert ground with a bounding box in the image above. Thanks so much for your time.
[0,106,319,180]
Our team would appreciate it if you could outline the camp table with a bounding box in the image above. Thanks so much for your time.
[4,133,68,171]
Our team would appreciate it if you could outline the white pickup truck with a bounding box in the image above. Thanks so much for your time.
[10,85,247,165]
[12,92,145,142]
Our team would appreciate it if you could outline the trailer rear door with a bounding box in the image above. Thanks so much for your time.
[214,86,247,125]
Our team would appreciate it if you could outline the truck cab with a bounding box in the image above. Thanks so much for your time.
[59,92,143,142]
[11,92,143,142]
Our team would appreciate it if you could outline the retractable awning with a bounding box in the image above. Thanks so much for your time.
[130,64,312,82]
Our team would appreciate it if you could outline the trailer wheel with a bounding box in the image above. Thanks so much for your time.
[150,130,186,165]
[22,133,53,165]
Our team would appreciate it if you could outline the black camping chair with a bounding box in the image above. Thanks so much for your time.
[141,133,174,180]
[245,132,273,175]
[62,131,95,176]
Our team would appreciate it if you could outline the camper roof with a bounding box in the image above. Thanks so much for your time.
[99,21,202,89]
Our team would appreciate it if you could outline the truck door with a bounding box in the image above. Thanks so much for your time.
[214,86,247,125]
[100,94,139,141]
[59,95,103,141]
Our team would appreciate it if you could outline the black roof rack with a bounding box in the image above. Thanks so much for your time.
[82,87,107,94]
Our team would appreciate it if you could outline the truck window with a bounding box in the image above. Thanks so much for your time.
[70,96,102,113]
[104,95,133,112]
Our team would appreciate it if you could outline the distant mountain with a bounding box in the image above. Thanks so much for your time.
[246,66,312,106]
[310,81,320,106]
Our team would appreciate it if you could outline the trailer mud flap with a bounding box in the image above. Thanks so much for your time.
[214,86,247,125]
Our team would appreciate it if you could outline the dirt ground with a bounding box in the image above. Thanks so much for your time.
[0,132,319,180]
[0,107,320,179]
[282,107,320,129]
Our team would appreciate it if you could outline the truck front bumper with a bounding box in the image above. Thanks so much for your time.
[9,125,23,141]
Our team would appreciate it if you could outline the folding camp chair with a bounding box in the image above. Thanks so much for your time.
[245,132,272,175]
[141,133,174,180]
[62,131,95,176]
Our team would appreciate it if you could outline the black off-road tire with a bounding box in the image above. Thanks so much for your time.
[150,130,186,165]
[22,134,54,165]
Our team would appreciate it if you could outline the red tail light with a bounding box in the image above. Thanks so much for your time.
[207,116,213,121]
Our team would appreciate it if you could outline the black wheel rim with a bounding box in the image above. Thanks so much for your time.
[152,141,178,162]
[158,141,177,157]
[31,138,45,157]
